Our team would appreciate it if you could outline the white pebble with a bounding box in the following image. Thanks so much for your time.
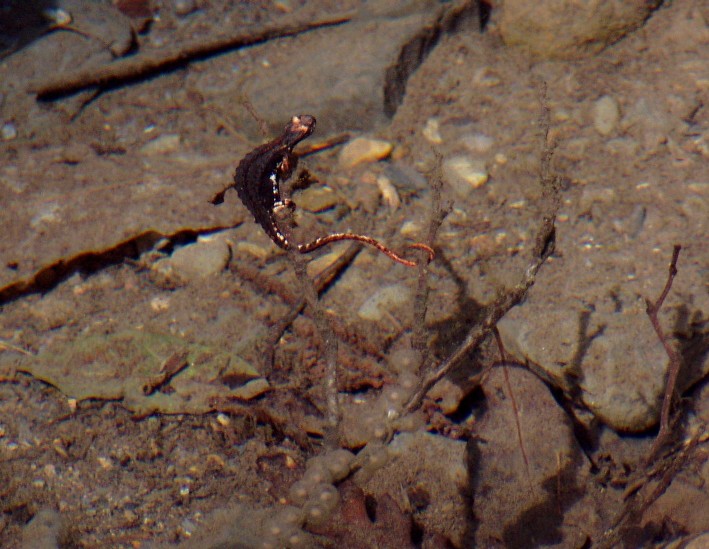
[1,122,17,141]
[140,134,181,155]
[376,175,401,210]
[461,133,494,154]
[174,0,196,16]
[443,156,489,197]
[339,137,393,169]
[358,284,412,321]
[593,95,620,136]
[399,220,422,237]
[422,117,443,144]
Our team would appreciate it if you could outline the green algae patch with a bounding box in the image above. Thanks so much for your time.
[17,329,268,415]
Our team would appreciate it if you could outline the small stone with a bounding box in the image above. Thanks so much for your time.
[153,234,230,283]
[181,518,197,537]
[306,245,348,278]
[687,182,708,194]
[273,0,293,12]
[621,97,673,149]
[605,137,639,156]
[339,137,393,169]
[578,187,616,211]
[494,153,508,165]
[297,186,339,212]
[150,296,170,312]
[593,95,620,136]
[235,241,271,260]
[564,137,592,161]
[443,156,489,197]
[460,133,494,154]
[174,0,196,15]
[358,284,412,322]
[422,118,443,144]
[42,7,72,26]
[399,220,422,237]
[469,233,497,258]
[679,196,707,224]
[473,67,502,87]
[612,205,646,239]
[97,456,113,470]
[30,203,61,228]
[1,122,17,141]
[232,378,270,400]
[375,175,401,210]
[0,165,26,193]
[140,134,181,155]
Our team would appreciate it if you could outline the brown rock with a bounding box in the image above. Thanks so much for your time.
[498,0,662,59]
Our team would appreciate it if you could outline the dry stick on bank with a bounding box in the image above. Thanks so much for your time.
[30,13,353,98]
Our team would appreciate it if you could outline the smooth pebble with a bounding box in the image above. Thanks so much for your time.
[140,134,181,156]
[339,138,393,169]
[593,95,620,136]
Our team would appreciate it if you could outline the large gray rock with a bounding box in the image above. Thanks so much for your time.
[470,367,594,548]
[497,279,695,433]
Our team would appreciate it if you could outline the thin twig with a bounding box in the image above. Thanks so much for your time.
[32,13,353,99]
[493,327,532,487]
[0,340,35,356]
[412,153,448,368]
[647,244,683,457]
